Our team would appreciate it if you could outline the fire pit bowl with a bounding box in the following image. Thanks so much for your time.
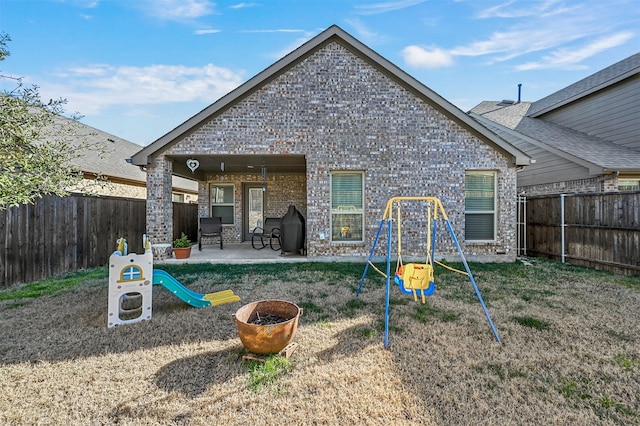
[232,299,302,355]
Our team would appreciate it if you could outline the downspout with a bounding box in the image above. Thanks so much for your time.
[560,193,566,263]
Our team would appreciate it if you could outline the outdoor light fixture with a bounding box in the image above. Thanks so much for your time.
[220,161,225,182]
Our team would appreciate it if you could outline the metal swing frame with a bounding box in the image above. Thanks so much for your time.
[355,196,502,348]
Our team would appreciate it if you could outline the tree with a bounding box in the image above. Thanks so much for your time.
[1,33,103,209]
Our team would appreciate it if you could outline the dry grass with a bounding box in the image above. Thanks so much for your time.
[1,259,639,425]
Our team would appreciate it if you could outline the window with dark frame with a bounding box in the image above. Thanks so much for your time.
[211,184,235,225]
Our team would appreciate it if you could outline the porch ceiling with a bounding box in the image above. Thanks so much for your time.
[169,154,306,180]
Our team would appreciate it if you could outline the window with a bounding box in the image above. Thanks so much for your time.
[172,193,184,203]
[465,171,496,241]
[118,265,144,283]
[211,184,235,225]
[331,172,364,242]
[618,179,640,191]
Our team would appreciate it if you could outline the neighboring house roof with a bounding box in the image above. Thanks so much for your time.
[472,107,640,174]
[53,115,197,193]
[132,25,530,167]
[528,53,640,117]
[512,117,640,172]
[470,52,640,179]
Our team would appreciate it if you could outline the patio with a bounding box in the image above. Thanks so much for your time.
[156,242,308,265]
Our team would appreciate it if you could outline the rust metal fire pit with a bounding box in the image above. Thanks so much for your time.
[232,300,302,355]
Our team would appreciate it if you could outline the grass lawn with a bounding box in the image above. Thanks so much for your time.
[1,258,639,425]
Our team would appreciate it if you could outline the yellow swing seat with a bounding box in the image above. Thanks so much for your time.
[394,263,435,303]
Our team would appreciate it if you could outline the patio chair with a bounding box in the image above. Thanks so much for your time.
[199,217,223,250]
[251,217,281,250]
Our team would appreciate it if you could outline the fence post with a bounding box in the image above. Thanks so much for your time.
[560,193,566,263]
[517,195,527,257]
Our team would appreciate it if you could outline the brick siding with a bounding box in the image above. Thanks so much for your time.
[520,175,621,196]
[198,173,307,245]
[148,41,517,261]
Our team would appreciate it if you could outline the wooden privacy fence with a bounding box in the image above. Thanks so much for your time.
[523,192,640,276]
[173,201,199,243]
[1,195,199,288]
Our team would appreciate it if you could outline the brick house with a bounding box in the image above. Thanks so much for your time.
[470,53,640,196]
[131,25,530,261]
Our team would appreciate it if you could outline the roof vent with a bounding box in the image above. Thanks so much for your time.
[498,99,515,106]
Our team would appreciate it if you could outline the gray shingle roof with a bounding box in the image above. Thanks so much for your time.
[469,100,640,172]
[528,52,640,117]
[51,115,197,192]
[470,101,532,129]
[514,116,640,170]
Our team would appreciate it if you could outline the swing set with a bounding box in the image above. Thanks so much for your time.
[356,196,502,348]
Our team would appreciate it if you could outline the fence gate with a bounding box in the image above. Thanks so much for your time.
[516,195,527,257]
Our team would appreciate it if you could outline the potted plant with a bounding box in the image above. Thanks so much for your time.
[173,232,192,259]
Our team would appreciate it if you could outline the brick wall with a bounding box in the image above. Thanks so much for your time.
[146,156,174,251]
[149,41,517,261]
[198,173,307,244]
[73,178,197,202]
[520,175,621,196]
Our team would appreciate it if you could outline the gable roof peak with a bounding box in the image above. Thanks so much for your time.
[132,24,530,167]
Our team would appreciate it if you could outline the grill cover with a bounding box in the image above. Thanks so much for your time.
[279,205,305,254]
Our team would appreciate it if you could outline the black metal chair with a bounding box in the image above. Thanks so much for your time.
[199,217,223,250]
[251,217,281,250]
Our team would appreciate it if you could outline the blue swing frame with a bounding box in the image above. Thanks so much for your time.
[355,197,502,348]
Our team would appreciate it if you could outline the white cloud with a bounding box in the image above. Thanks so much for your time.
[401,1,597,69]
[194,29,221,35]
[432,1,633,66]
[344,18,389,45]
[65,65,112,77]
[401,45,454,69]
[476,0,577,19]
[141,0,216,20]
[516,31,635,70]
[450,26,588,61]
[37,63,244,115]
[394,0,634,72]
[229,3,258,9]
[240,29,306,34]
[69,0,99,8]
[353,0,426,15]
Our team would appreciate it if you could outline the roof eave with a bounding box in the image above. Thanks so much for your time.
[467,113,532,166]
[469,112,611,173]
[603,167,640,173]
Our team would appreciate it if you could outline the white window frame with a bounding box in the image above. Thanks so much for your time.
[210,184,235,225]
[330,171,365,243]
[464,171,497,242]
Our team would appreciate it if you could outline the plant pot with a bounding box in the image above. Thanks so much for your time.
[173,246,192,259]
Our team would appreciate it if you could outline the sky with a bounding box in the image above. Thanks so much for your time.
[0,0,638,146]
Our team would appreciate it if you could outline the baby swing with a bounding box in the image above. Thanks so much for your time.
[356,196,501,348]
[392,201,436,304]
